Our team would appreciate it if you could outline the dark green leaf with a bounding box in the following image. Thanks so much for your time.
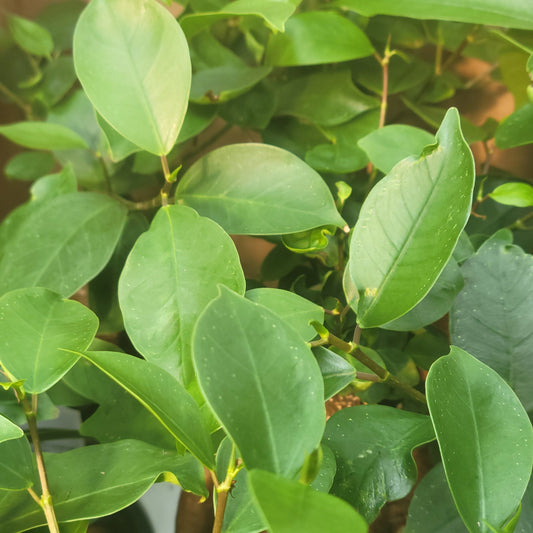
[36,0,85,52]
[265,11,374,66]
[176,143,345,235]
[313,346,356,400]
[495,103,533,149]
[324,405,435,522]
[73,0,191,155]
[248,469,367,532]
[35,56,77,108]
[347,108,475,328]
[0,122,88,151]
[0,288,98,394]
[5,151,55,181]
[193,288,325,476]
[426,346,533,532]
[0,437,35,491]
[310,445,337,493]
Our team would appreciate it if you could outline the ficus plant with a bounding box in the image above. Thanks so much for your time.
[0,0,533,532]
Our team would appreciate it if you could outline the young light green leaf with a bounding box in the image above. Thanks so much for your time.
[495,103,533,149]
[348,107,475,328]
[0,440,206,531]
[246,288,324,341]
[0,414,23,444]
[0,192,128,298]
[0,288,98,394]
[0,122,88,151]
[73,0,191,155]
[488,182,533,207]
[334,0,533,30]
[0,437,35,491]
[426,346,533,533]
[74,350,215,468]
[193,288,325,476]
[313,346,356,400]
[265,11,374,66]
[176,143,345,235]
[324,405,435,523]
[450,230,533,412]
[8,15,54,56]
[358,125,435,174]
[248,469,367,533]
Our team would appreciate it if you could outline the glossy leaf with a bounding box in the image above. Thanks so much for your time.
[8,15,54,56]
[5,152,55,181]
[347,107,475,328]
[0,122,87,151]
[249,469,367,533]
[265,11,374,66]
[0,437,35,491]
[246,288,324,341]
[73,0,191,155]
[275,70,378,126]
[450,231,533,412]
[118,205,245,386]
[426,346,533,533]
[0,414,23,444]
[75,350,214,468]
[495,103,533,149]
[193,288,325,476]
[489,182,533,207]
[176,143,345,235]
[0,440,207,531]
[358,125,435,174]
[324,405,435,522]
[0,288,98,394]
[0,192,128,298]
[334,0,533,30]
[383,258,463,331]
[313,346,356,400]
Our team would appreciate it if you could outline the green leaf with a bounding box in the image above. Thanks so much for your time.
[382,258,463,331]
[489,182,533,207]
[73,0,191,155]
[313,346,356,400]
[96,113,141,162]
[5,151,55,181]
[0,440,207,531]
[176,143,345,235]
[33,56,77,108]
[347,107,475,328]
[275,70,379,126]
[426,346,533,533]
[181,0,297,37]
[8,15,54,56]
[246,288,324,341]
[29,165,77,203]
[193,288,325,476]
[0,288,98,394]
[310,445,337,493]
[334,0,533,30]
[323,405,435,522]
[248,469,367,533]
[450,231,533,412]
[0,192,128,298]
[177,103,217,144]
[74,351,214,468]
[0,414,23,444]
[118,205,245,386]
[495,103,533,149]
[358,125,435,174]
[405,463,468,533]
[0,437,35,491]
[265,11,374,66]
[0,122,88,151]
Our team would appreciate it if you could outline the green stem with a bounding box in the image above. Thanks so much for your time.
[508,210,533,230]
[378,37,392,129]
[0,81,33,118]
[310,322,427,406]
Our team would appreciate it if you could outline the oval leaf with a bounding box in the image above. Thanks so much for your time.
[488,182,533,207]
[348,107,475,328]
[176,143,345,235]
[313,346,356,400]
[495,103,533,149]
[0,437,35,491]
[0,122,88,151]
[0,192,128,298]
[193,288,325,476]
[0,288,98,394]
[265,11,374,66]
[118,205,245,386]
[8,15,54,56]
[0,414,23,444]
[73,0,191,155]
[249,469,367,533]
[426,346,533,532]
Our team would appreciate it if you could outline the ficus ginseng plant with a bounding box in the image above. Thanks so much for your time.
[0,0,532,532]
